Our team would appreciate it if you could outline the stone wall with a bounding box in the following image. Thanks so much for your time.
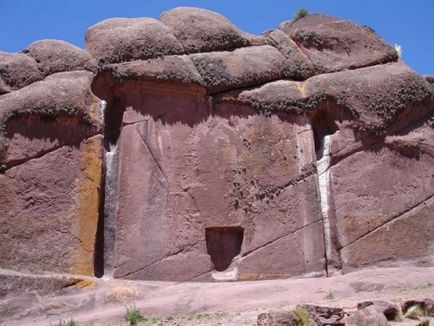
[0,7,433,283]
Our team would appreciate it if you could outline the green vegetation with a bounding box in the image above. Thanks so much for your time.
[404,304,424,319]
[54,320,77,326]
[293,8,308,22]
[420,282,434,289]
[124,306,144,326]
[293,305,317,326]
[393,309,403,321]
[325,291,335,300]
[127,312,226,325]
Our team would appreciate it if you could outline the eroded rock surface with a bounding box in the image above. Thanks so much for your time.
[0,7,433,289]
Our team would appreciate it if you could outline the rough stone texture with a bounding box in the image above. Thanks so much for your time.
[284,15,398,73]
[0,271,88,298]
[0,69,103,277]
[0,6,434,286]
[0,135,103,275]
[108,80,324,281]
[0,70,102,169]
[85,17,184,64]
[0,51,43,94]
[263,29,315,80]
[190,45,293,93]
[345,305,389,326]
[160,7,250,53]
[223,62,433,132]
[24,39,96,75]
[279,14,340,33]
[332,141,434,271]
[357,301,400,320]
[302,304,346,325]
[257,310,299,326]
[101,55,204,85]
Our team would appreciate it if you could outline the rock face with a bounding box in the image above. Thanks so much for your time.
[0,71,103,276]
[0,7,433,285]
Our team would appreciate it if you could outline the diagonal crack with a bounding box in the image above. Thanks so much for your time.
[237,219,322,261]
[1,132,101,173]
[341,192,434,250]
[119,240,204,279]
[135,124,168,184]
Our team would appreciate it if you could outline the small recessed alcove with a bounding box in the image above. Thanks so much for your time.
[205,226,244,271]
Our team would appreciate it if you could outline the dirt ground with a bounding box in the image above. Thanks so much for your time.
[1,266,433,325]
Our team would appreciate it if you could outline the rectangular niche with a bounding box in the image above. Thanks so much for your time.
[205,226,244,271]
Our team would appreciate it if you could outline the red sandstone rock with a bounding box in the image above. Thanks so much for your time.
[0,135,103,276]
[190,45,293,93]
[85,17,184,64]
[345,305,388,326]
[24,39,96,75]
[0,70,102,169]
[160,7,250,53]
[279,14,340,32]
[224,62,433,131]
[101,55,204,85]
[0,7,433,286]
[357,301,400,320]
[0,70,103,277]
[284,15,398,73]
[263,29,315,80]
[301,304,346,325]
[0,51,43,94]
[107,78,324,281]
[257,310,299,326]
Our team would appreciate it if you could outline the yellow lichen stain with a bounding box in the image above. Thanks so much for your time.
[71,135,103,276]
[296,82,308,98]
[105,284,139,302]
[76,279,97,289]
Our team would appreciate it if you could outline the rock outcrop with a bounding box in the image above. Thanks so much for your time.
[0,7,433,288]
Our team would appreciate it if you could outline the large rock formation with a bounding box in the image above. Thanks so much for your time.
[0,7,433,286]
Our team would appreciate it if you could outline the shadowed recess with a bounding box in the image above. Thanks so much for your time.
[206,226,244,271]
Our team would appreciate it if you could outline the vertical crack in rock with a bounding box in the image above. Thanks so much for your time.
[317,135,332,276]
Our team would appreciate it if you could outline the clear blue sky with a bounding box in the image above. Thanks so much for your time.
[1,0,433,75]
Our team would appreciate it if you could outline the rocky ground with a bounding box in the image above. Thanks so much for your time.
[1,266,433,325]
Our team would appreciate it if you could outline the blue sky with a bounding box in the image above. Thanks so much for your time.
[1,0,433,75]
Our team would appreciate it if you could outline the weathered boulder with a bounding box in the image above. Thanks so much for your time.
[257,310,299,326]
[281,14,398,73]
[100,55,204,85]
[24,39,96,75]
[0,71,102,169]
[190,45,293,93]
[345,305,388,326]
[357,300,400,320]
[160,7,250,53]
[263,29,315,80]
[227,62,433,131]
[85,17,184,64]
[301,304,345,325]
[0,51,43,94]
